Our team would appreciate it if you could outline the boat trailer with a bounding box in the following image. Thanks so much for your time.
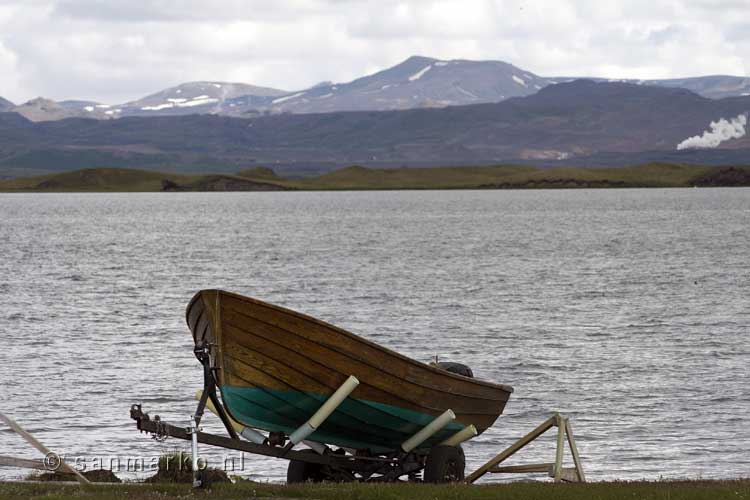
[130,346,586,486]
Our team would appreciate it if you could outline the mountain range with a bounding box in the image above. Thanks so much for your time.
[0,96,15,112]
[1,79,748,178]
[3,56,749,122]
[579,75,750,100]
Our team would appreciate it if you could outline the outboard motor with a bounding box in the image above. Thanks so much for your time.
[435,362,474,378]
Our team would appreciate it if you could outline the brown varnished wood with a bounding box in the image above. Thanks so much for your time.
[220,293,511,399]
[223,339,501,430]
[223,324,447,413]
[224,350,430,441]
[222,317,506,416]
[185,289,513,434]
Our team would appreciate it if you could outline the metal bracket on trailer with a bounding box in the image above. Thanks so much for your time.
[194,342,239,441]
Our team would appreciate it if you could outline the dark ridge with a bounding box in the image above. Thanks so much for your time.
[692,166,750,186]
[1,81,749,178]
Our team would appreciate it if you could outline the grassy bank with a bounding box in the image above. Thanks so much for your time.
[2,479,750,500]
[1,163,750,192]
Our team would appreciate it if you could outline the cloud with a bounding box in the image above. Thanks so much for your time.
[0,0,747,104]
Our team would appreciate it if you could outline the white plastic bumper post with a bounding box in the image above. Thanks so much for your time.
[189,415,201,488]
[288,375,360,447]
[440,424,477,447]
[195,390,267,445]
[303,440,328,454]
[401,409,456,453]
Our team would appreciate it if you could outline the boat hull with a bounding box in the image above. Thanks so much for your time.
[187,290,513,452]
[221,386,465,452]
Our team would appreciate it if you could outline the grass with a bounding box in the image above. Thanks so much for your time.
[1,163,749,192]
[291,164,537,190]
[483,163,716,188]
[1,479,750,500]
[0,168,290,192]
[0,168,199,192]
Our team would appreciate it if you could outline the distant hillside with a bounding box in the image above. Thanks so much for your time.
[303,165,535,189]
[253,55,552,114]
[2,80,749,178]
[118,81,289,118]
[0,168,290,192]
[3,164,750,192]
[562,75,750,100]
[8,82,289,122]
[294,164,750,190]
[7,56,750,122]
[50,56,551,119]
[10,97,116,122]
[235,166,284,181]
[18,57,552,120]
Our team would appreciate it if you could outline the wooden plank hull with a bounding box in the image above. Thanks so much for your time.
[187,289,513,452]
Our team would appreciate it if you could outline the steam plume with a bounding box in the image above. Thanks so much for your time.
[677,114,747,150]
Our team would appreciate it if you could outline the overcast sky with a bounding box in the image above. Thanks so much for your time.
[0,0,748,104]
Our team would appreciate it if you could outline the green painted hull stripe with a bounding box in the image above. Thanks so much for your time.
[221,385,464,452]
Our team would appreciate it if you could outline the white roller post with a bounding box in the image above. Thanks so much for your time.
[401,409,456,453]
[287,376,359,447]
[302,440,328,454]
[440,424,477,447]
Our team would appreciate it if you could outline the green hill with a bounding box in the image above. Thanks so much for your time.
[1,164,749,192]
[0,168,175,192]
[0,168,290,192]
[296,165,536,190]
[235,166,284,181]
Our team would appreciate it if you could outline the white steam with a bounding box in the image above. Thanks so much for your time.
[677,113,747,150]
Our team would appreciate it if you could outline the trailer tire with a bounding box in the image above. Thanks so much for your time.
[287,450,326,484]
[424,445,465,483]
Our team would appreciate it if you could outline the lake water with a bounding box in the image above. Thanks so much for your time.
[1,188,749,483]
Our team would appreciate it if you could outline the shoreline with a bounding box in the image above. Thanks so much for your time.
[1,163,749,192]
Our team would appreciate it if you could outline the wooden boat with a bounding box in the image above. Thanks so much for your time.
[186,289,513,453]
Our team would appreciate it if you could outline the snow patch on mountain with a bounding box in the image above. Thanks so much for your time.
[142,96,219,111]
[408,65,432,81]
[455,86,478,99]
[141,103,173,111]
[181,97,218,107]
[272,92,305,104]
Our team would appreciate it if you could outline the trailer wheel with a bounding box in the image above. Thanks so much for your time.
[424,445,465,483]
[287,450,326,484]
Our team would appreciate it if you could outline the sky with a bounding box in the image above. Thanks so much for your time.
[0,0,748,104]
